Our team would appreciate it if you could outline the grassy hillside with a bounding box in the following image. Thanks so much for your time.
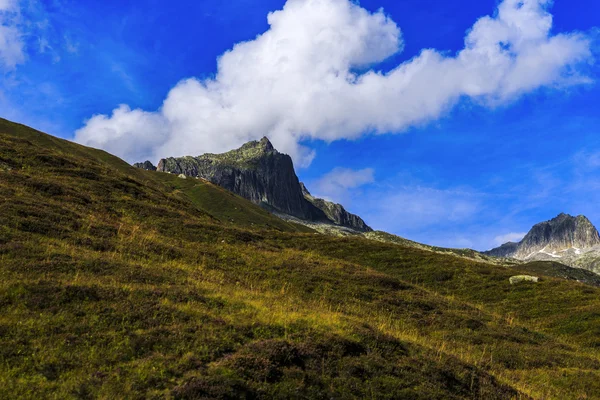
[364,231,516,265]
[0,118,311,234]
[1,119,600,399]
[150,172,314,234]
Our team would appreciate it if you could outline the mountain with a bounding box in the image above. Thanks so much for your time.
[484,241,520,258]
[299,183,372,232]
[485,213,600,273]
[133,160,157,171]
[156,137,372,232]
[515,213,600,257]
[4,117,600,399]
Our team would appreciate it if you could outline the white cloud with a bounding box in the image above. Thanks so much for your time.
[0,0,16,9]
[0,1,74,73]
[75,105,168,163]
[75,0,595,165]
[493,232,527,246]
[0,0,25,70]
[311,167,375,203]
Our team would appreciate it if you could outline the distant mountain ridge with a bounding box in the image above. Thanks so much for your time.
[485,242,519,258]
[485,213,600,274]
[151,137,372,232]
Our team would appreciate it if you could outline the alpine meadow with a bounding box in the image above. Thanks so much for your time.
[2,0,600,399]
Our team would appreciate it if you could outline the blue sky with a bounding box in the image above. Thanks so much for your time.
[1,0,599,250]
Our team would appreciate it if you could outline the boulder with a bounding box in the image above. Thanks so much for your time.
[509,275,539,285]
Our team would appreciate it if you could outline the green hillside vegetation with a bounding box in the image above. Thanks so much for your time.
[364,231,515,265]
[515,261,600,287]
[150,172,314,234]
[1,118,600,399]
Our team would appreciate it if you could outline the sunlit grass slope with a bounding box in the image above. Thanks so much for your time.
[1,118,600,399]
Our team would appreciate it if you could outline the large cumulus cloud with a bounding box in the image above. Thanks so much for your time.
[75,0,594,165]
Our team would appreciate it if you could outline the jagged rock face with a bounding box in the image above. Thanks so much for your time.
[301,183,371,232]
[157,138,372,232]
[514,213,600,258]
[133,161,157,171]
[485,213,600,274]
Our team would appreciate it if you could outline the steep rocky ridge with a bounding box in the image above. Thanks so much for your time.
[485,213,600,274]
[300,183,371,232]
[157,137,372,232]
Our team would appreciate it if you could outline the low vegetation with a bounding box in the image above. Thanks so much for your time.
[1,118,600,399]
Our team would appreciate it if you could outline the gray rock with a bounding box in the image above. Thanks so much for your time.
[485,213,600,274]
[300,183,371,232]
[509,275,539,284]
[133,160,157,171]
[515,213,600,258]
[157,137,372,232]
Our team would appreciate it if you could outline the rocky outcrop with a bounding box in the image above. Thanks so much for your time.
[509,275,539,284]
[485,213,600,274]
[133,161,157,171]
[157,137,372,232]
[301,183,371,232]
[514,214,600,258]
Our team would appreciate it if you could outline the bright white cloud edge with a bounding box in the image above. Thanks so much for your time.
[75,0,594,166]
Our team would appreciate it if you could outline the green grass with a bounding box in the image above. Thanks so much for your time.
[150,171,314,234]
[1,118,600,399]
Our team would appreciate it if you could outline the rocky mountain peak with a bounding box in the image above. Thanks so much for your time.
[259,136,274,151]
[133,160,157,171]
[156,139,372,232]
[484,213,600,265]
[516,213,600,257]
[237,136,275,156]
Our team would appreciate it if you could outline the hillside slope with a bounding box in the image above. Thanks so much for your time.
[150,171,315,234]
[1,119,600,399]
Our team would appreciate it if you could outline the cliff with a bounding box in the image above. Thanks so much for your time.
[157,138,372,232]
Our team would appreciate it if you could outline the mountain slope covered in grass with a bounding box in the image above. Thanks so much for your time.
[1,118,600,399]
